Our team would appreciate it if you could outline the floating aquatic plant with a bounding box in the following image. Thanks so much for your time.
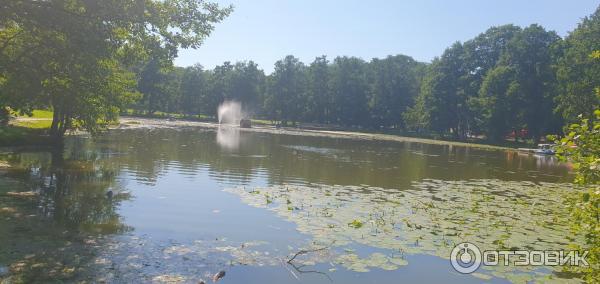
[224,179,582,282]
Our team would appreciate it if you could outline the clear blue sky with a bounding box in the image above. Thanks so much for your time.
[174,0,599,73]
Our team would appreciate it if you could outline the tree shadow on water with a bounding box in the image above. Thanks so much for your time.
[0,146,132,283]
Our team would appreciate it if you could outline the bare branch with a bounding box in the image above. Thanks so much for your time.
[286,246,329,264]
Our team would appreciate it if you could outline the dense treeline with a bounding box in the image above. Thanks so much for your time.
[1,2,600,143]
[131,6,600,143]
[131,54,425,129]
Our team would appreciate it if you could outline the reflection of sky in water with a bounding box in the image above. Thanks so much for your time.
[0,127,578,283]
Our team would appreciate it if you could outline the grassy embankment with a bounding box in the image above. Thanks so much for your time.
[0,110,54,146]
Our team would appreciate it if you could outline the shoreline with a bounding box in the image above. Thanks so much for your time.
[118,116,515,151]
[2,115,531,152]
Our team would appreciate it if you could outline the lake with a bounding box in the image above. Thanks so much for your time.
[0,125,580,283]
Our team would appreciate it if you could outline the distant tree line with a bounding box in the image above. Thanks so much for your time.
[132,6,600,143]
[133,54,425,129]
[2,1,599,143]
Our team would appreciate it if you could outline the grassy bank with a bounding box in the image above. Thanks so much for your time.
[0,110,54,147]
[121,109,215,122]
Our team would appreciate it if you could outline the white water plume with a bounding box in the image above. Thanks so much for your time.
[217,101,243,125]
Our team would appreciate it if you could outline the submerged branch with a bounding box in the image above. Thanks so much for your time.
[286,246,329,264]
[284,244,334,282]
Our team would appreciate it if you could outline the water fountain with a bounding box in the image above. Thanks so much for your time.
[217,101,242,125]
[216,101,244,150]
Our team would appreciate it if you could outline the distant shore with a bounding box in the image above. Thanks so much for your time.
[1,114,533,151]
[118,116,515,151]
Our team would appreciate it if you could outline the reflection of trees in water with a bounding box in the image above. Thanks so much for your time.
[0,145,131,282]
[0,128,576,282]
[43,148,131,234]
[8,144,132,234]
[95,128,571,189]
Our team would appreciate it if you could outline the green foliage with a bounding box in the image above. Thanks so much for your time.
[367,55,424,128]
[469,25,562,142]
[180,64,207,116]
[121,6,599,142]
[348,219,364,229]
[264,55,307,123]
[554,113,600,282]
[555,6,600,123]
[473,65,520,141]
[501,25,562,141]
[407,24,562,142]
[176,61,265,118]
[329,57,369,127]
[553,54,600,283]
[306,56,332,123]
[411,42,469,138]
[2,0,599,148]
[0,0,232,138]
[137,57,181,114]
[132,53,424,129]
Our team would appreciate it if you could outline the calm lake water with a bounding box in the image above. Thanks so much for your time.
[0,126,580,283]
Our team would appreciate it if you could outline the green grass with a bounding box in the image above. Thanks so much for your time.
[11,119,53,129]
[10,109,54,129]
[28,110,54,119]
[250,119,273,126]
[122,109,216,122]
[0,109,53,146]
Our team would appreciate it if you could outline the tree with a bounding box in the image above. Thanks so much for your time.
[137,57,177,115]
[180,64,207,116]
[500,24,562,142]
[229,61,265,115]
[553,99,600,282]
[556,6,600,123]
[552,50,600,283]
[411,42,469,138]
[265,55,307,124]
[0,24,46,117]
[306,56,332,124]
[203,62,233,117]
[368,55,423,129]
[0,0,232,139]
[462,25,522,134]
[329,56,369,127]
[472,66,520,141]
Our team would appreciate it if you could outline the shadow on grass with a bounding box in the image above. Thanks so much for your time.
[0,125,54,147]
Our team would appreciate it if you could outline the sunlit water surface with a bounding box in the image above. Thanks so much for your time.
[0,127,579,283]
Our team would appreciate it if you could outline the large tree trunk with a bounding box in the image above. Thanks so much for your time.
[50,109,60,136]
[0,106,9,126]
[49,104,70,141]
